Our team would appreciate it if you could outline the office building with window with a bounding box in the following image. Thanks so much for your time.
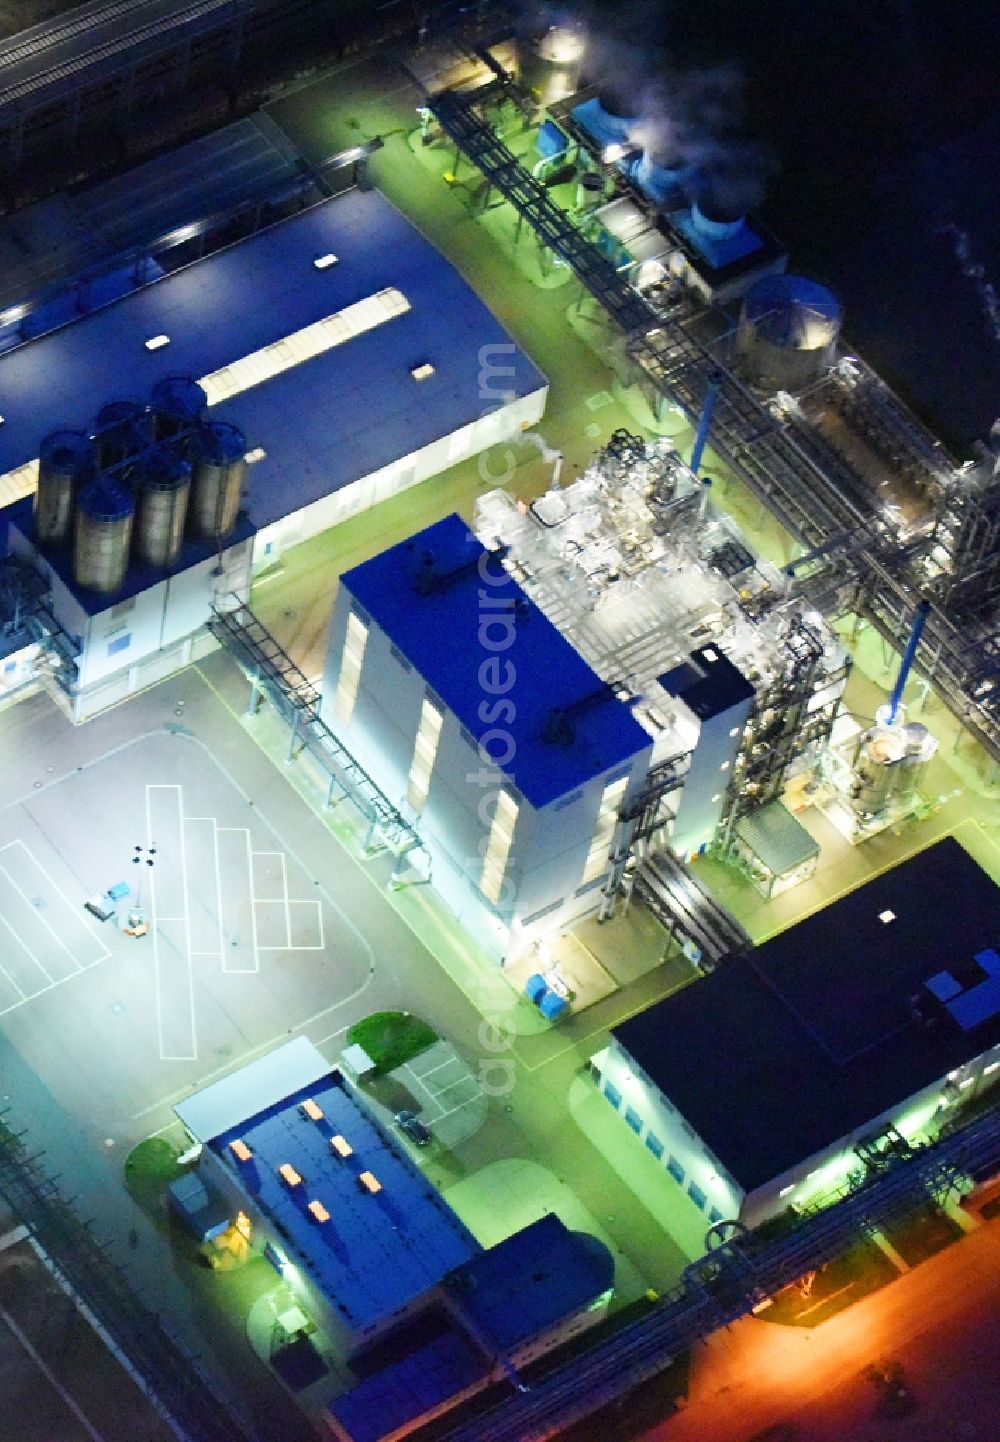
[592,839,1000,1229]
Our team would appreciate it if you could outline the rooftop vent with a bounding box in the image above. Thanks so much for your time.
[278,1163,303,1188]
[330,1135,353,1159]
[300,1099,324,1122]
[229,1139,252,1162]
[921,949,1000,1033]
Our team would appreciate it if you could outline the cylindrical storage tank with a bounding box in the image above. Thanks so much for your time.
[738,274,843,394]
[94,400,148,471]
[150,376,207,442]
[188,421,246,542]
[853,726,905,815]
[518,24,585,108]
[35,429,92,547]
[74,478,134,594]
[134,449,191,568]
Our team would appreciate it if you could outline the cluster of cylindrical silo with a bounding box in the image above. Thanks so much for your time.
[33,377,247,595]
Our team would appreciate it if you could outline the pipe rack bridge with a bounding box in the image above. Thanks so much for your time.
[427,84,1000,762]
[438,1100,1000,1442]
[208,598,427,866]
[632,849,751,969]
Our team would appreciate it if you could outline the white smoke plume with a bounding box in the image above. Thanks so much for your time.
[517,0,777,213]
[939,221,1000,347]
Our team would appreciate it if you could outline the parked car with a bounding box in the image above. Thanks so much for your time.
[394,1110,432,1146]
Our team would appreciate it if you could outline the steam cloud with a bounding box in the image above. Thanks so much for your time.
[939,222,1000,347]
[518,0,777,214]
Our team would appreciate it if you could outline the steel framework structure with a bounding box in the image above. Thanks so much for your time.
[427,82,1000,760]
[0,1109,253,1442]
[208,598,428,864]
[437,1099,1000,1442]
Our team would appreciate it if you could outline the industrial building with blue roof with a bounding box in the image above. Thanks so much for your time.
[324,513,653,961]
[0,183,546,720]
[0,187,547,533]
[177,1039,480,1340]
[599,838,1000,1226]
[339,513,650,809]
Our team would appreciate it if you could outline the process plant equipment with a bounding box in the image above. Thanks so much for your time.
[134,449,191,567]
[34,430,93,547]
[150,376,207,441]
[93,399,148,470]
[73,477,134,594]
[737,274,842,393]
[188,421,246,542]
[516,23,585,109]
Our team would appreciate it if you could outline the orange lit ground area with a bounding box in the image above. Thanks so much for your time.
[641,1197,1000,1442]
[0,1226,175,1442]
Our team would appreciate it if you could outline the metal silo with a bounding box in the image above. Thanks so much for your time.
[35,429,93,547]
[150,376,207,442]
[738,275,843,394]
[188,421,246,542]
[94,399,148,470]
[74,477,134,594]
[134,449,191,568]
[517,23,585,107]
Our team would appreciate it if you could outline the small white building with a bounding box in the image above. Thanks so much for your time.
[592,838,1000,1229]
[322,513,654,963]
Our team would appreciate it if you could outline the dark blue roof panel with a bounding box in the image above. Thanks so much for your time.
[444,1214,614,1353]
[0,189,547,531]
[342,514,652,808]
[328,1329,485,1442]
[614,839,1000,1190]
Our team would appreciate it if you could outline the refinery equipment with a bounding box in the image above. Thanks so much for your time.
[73,477,134,594]
[516,22,585,109]
[188,421,247,543]
[737,274,843,393]
[34,385,246,597]
[134,449,191,568]
[150,376,208,440]
[426,48,1000,759]
[93,400,148,470]
[34,430,92,547]
[473,430,849,891]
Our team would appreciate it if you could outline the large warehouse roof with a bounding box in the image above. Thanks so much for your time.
[342,514,652,808]
[614,838,1000,1191]
[0,187,546,527]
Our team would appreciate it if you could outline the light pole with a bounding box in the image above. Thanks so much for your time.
[130,842,156,923]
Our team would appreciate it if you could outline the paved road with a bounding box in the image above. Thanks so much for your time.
[643,1207,1000,1442]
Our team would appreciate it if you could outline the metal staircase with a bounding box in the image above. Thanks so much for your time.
[0,556,79,694]
[208,599,427,864]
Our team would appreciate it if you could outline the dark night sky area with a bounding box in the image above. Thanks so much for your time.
[575,0,1000,454]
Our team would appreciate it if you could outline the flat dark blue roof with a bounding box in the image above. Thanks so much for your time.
[443,1214,614,1353]
[342,514,651,808]
[0,188,546,530]
[211,1070,480,1331]
[614,838,1000,1190]
[328,1328,485,1442]
[659,645,755,721]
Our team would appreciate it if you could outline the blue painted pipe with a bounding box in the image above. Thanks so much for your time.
[888,599,931,724]
[690,369,724,475]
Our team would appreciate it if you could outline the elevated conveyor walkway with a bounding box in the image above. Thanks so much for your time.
[208,598,427,865]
